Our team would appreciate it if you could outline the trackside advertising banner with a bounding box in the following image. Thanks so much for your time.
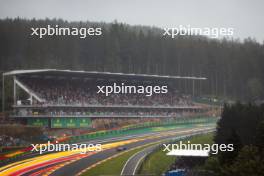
[27,118,49,127]
[51,118,91,128]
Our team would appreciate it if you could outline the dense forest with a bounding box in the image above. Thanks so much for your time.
[205,103,264,175]
[0,18,264,103]
[173,103,264,175]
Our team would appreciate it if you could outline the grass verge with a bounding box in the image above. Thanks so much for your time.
[138,133,214,176]
[81,133,214,176]
[80,143,157,176]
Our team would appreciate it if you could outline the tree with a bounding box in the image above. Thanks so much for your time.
[1,18,264,105]
[218,129,242,165]
[255,120,264,151]
[247,78,264,101]
[222,146,264,176]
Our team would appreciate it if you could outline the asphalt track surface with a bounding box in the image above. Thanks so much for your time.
[50,126,214,176]
[121,144,158,175]
[0,127,191,167]
[0,125,214,176]
[121,127,215,176]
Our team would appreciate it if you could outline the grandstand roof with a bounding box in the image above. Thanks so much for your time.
[3,69,207,80]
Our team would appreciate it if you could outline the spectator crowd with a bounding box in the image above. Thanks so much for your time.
[20,77,194,107]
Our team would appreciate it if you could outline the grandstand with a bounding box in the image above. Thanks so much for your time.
[2,69,208,128]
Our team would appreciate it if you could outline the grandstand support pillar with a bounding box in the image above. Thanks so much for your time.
[13,76,16,105]
[29,95,33,105]
[2,74,4,113]
[192,79,195,97]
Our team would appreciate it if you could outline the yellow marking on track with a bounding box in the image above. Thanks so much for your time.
[0,157,37,172]
[0,139,141,176]
[0,127,213,176]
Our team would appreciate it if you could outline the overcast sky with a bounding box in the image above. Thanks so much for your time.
[0,0,263,43]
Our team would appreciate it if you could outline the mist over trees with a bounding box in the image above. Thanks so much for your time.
[0,18,264,101]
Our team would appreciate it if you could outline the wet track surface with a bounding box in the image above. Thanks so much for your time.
[0,125,215,176]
